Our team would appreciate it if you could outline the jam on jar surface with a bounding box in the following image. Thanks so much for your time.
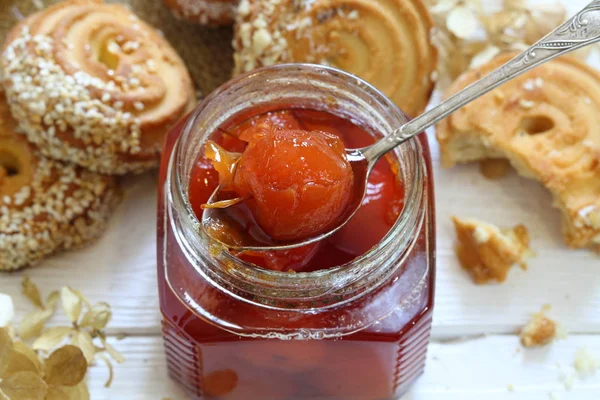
[157,64,436,400]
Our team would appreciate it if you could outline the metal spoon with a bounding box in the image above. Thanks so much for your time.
[203,0,600,251]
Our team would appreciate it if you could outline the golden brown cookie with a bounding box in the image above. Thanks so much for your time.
[0,91,121,271]
[452,217,530,284]
[233,0,437,117]
[439,53,600,252]
[1,0,196,175]
[163,0,238,25]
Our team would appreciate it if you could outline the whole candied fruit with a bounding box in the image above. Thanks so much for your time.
[230,120,354,241]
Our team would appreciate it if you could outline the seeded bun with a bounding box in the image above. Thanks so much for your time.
[163,0,238,25]
[0,90,121,271]
[1,0,196,175]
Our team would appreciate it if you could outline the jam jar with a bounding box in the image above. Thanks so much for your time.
[157,64,436,400]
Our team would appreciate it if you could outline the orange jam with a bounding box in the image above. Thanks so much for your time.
[188,109,405,272]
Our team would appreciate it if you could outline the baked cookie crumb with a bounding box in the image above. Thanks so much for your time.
[452,216,531,284]
[521,307,557,348]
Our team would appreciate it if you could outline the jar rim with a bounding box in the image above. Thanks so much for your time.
[167,63,427,310]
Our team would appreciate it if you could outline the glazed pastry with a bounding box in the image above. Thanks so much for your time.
[0,91,121,271]
[233,0,437,117]
[438,53,600,252]
[452,217,530,284]
[1,0,196,175]
[163,0,238,25]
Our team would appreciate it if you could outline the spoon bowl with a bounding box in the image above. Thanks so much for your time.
[201,148,371,251]
[202,0,600,251]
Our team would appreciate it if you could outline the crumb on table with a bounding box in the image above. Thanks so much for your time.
[452,216,531,284]
[521,309,557,348]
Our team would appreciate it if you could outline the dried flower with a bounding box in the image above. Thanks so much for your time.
[0,328,88,400]
[0,371,47,400]
[44,346,87,386]
[30,279,124,386]
[60,288,82,325]
[19,277,59,340]
[0,277,125,398]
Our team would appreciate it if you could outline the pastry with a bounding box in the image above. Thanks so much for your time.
[438,53,600,252]
[232,0,437,117]
[452,217,530,284]
[163,0,238,25]
[1,0,196,175]
[0,91,121,271]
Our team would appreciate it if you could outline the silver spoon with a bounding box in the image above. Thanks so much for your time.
[203,0,600,251]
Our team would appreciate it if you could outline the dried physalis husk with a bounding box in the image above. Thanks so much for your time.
[0,371,48,400]
[44,346,87,387]
[60,288,82,325]
[0,294,14,328]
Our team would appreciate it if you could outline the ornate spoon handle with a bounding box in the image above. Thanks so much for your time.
[364,0,600,162]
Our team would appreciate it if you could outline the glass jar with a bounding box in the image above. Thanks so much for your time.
[157,64,436,400]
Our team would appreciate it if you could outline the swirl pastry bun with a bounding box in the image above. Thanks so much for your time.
[233,0,437,117]
[437,53,600,252]
[0,91,121,271]
[163,0,238,25]
[2,0,196,175]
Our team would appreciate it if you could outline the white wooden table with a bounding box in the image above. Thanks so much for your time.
[2,0,600,399]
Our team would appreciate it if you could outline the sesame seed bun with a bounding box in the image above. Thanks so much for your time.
[0,89,121,271]
[1,0,196,175]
